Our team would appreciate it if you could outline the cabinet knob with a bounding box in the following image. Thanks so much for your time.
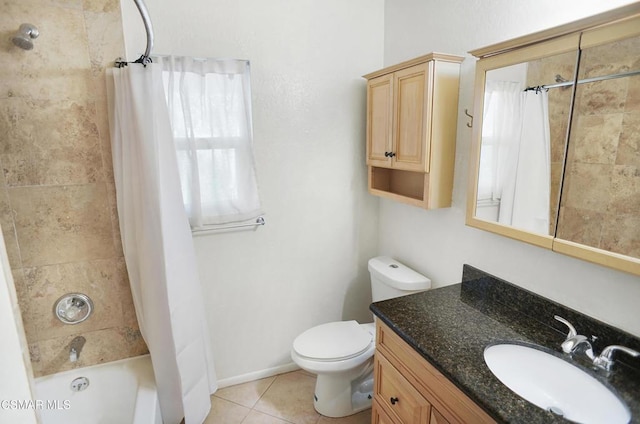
[384,152,396,158]
[390,396,399,405]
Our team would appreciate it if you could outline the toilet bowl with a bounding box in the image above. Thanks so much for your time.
[292,321,376,417]
[291,256,430,417]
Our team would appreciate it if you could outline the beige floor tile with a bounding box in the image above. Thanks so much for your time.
[317,409,371,424]
[242,409,294,424]
[296,369,315,378]
[204,397,250,424]
[254,371,319,424]
[215,376,277,408]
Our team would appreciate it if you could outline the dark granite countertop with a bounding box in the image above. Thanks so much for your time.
[370,265,640,424]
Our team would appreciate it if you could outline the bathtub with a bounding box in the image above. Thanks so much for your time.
[34,355,161,424]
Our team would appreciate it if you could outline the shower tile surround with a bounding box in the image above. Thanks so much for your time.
[0,0,147,377]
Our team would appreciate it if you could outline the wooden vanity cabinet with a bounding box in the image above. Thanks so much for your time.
[372,321,495,424]
[364,53,463,209]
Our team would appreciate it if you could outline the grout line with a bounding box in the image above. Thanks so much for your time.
[212,370,363,424]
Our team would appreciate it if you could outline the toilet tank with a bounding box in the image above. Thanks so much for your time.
[368,256,431,302]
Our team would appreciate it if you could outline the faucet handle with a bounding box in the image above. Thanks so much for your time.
[554,315,577,339]
[593,345,640,371]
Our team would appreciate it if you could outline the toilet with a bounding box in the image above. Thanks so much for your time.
[291,256,431,417]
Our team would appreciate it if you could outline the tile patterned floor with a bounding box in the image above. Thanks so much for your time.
[204,370,371,424]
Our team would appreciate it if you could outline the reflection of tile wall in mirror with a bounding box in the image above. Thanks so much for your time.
[525,52,577,235]
[558,35,640,258]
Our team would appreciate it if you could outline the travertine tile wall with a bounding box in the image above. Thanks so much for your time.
[0,0,147,377]
[558,35,640,258]
[525,51,577,234]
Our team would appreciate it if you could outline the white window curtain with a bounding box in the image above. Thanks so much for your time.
[478,80,522,202]
[154,56,262,228]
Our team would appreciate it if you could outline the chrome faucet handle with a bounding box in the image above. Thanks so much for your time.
[593,345,640,371]
[554,315,577,339]
[70,347,78,363]
[553,315,594,358]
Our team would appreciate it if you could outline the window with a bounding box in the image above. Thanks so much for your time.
[158,56,262,228]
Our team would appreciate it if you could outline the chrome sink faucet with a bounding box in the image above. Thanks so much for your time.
[554,315,640,371]
[69,336,86,363]
[554,315,595,360]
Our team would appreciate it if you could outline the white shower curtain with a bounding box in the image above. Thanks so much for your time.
[107,64,217,424]
[498,89,551,234]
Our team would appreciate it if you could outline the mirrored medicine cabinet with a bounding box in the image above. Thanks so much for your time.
[467,4,640,276]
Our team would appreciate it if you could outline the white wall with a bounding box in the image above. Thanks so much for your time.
[119,0,640,384]
[381,0,640,336]
[121,0,384,382]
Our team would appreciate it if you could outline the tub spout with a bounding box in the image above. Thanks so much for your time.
[69,336,86,363]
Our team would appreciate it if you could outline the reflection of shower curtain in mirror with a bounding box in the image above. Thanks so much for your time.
[499,90,551,234]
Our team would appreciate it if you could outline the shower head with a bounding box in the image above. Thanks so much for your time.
[11,23,39,50]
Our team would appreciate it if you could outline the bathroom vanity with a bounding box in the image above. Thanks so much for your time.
[370,265,640,423]
[373,320,494,423]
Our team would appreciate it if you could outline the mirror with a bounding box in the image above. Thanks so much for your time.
[467,8,640,275]
[556,32,640,260]
[476,50,577,236]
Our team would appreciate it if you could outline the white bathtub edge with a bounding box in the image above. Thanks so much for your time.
[134,383,162,424]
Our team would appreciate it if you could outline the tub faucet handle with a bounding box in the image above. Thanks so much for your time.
[70,347,78,362]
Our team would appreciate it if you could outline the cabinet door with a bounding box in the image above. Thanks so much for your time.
[375,354,430,423]
[367,73,394,167]
[393,62,432,172]
[430,408,451,424]
[372,400,399,424]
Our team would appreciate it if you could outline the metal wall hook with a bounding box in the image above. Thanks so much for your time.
[464,109,473,128]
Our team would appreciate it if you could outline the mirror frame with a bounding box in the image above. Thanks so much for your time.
[466,4,640,276]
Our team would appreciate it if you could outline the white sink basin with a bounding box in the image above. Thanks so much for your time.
[484,343,630,424]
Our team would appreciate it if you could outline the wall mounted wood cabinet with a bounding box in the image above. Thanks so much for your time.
[372,321,495,424]
[467,4,640,276]
[364,53,463,209]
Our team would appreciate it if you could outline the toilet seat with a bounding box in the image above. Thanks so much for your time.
[293,320,373,362]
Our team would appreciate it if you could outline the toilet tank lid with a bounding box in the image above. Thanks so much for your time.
[368,256,431,291]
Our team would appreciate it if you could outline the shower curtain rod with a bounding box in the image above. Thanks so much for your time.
[525,68,640,91]
[114,0,154,68]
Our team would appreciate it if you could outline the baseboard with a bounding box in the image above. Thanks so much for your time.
[216,362,301,389]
